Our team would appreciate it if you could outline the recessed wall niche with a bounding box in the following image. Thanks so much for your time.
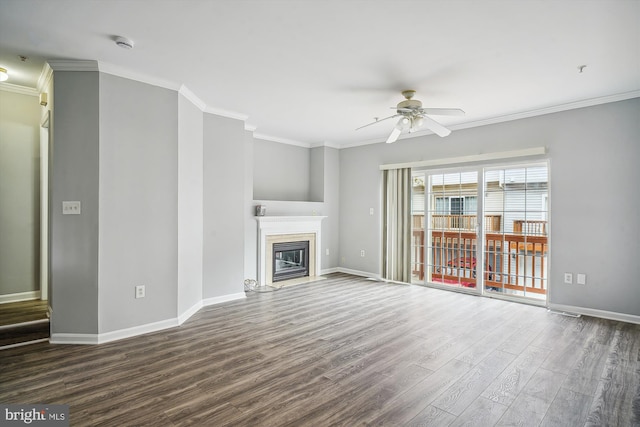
[253,138,324,202]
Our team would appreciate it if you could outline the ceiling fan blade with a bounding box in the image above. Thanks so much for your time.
[420,108,465,116]
[421,115,452,137]
[385,127,402,144]
[355,114,399,130]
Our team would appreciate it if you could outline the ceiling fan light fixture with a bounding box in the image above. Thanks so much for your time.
[410,116,424,133]
[0,67,8,82]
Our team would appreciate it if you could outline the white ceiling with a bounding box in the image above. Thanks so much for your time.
[1,0,638,147]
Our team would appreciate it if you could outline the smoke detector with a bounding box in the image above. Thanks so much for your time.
[115,36,134,50]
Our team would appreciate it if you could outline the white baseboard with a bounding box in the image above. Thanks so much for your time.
[547,303,640,325]
[336,267,380,279]
[49,333,99,345]
[178,301,203,325]
[0,290,41,304]
[320,267,340,275]
[51,291,246,345]
[202,292,246,307]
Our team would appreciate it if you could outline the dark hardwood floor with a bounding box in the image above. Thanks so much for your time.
[0,299,48,327]
[1,273,638,426]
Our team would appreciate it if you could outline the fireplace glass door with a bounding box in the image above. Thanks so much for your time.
[273,241,310,282]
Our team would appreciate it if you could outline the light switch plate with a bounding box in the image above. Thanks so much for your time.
[62,201,81,215]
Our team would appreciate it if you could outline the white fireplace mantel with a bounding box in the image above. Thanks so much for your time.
[256,216,326,286]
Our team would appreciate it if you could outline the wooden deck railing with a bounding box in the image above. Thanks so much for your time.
[413,214,502,232]
[412,229,548,296]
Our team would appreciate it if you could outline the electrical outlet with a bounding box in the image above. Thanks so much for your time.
[576,273,586,285]
[564,273,573,284]
[369,208,374,215]
[360,250,365,257]
[135,285,145,299]
[341,256,345,264]
[326,248,330,256]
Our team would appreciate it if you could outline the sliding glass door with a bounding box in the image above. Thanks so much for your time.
[411,163,549,303]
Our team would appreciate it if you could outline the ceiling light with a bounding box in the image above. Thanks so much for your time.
[115,36,134,49]
[409,117,424,133]
[0,67,8,82]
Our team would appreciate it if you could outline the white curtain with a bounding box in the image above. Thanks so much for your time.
[382,168,412,282]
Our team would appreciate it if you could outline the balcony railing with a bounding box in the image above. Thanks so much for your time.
[412,215,548,297]
[413,214,502,232]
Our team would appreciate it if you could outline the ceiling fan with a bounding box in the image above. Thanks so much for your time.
[357,90,464,143]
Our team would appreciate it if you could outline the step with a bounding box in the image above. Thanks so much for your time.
[0,319,50,350]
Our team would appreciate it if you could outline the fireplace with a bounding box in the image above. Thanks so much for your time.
[272,241,309,282]
[256,216,326,286]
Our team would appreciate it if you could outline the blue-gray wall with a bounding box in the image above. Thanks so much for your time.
[98,74,178,333]
[51,70,100,334]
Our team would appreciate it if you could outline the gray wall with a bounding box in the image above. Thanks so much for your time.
[253,138,310,201]
[203,114,246,298]
[51,70,100,334]
[178,93,204,315]
[339,98,640,317]
[0,90,41,296]
[98,74,178,333]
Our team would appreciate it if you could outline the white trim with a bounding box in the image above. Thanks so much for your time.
[0,82,39,96]
[97,318,178,344]
[178,85,206,111]
[37,62,53,93]
[98,61,180,90]
[450,90,640,133]
[253,133,310,148]
[47,59,99,72]
[202,292,246,307]
[204,105,249,121]
[547,303,640,325]
[177,301,203,325]
[49,333,99,345]
[256,216,326,286]
[50,291,246,345]
[380,147,547,170]
[320,267,340,275]
[0,291,41,304]
[336,267,380,280]
[245,122,257,132]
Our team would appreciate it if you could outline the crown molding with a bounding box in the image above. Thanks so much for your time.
[47,59,99,71]
[97,61,180,91]
[253,133,310,148]
[449,90,640,133]
[178,85,206,111]
[203,105,249,122]
[0,82,38,96]
[244,122,257,132]
[37,62,53,92]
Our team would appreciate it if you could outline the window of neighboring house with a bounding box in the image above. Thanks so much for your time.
[435,196,477,215]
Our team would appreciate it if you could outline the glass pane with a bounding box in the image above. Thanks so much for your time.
[483,164,548,300]
[425,171,479,290]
